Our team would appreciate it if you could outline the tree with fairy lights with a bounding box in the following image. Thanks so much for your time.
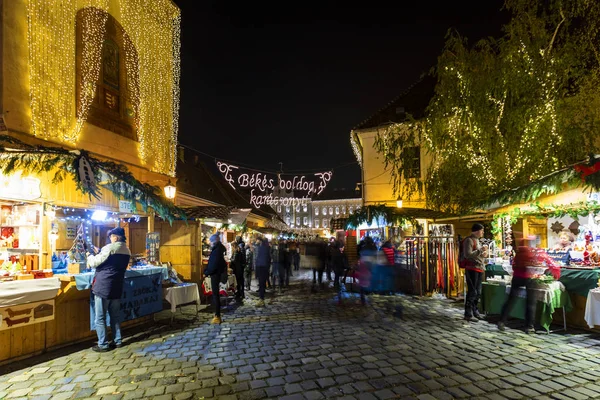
[68,223,93,263]
[376,0,600,214]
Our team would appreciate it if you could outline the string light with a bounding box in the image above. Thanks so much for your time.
[75,3,110,137]
[350,130,363,167]
[119,0,181,176]
[26,1,180,176]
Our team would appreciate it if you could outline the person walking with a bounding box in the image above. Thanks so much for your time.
[498,238,547,333]
[283,241,293,287]
[293,241,301,272]
[463,223,488,322]
[244,241,254,291]
[255,237,271,307]
[313,238,327,288]
[271,240,286,293]
[204,233,227,324]
[357,237,377,305]
[330,240,348,292]
[86,227,131,352]
[326,237,335,281]
[231,237,246,304]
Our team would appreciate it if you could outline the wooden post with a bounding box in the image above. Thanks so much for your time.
[148,209,155,233]
[40,202,48,269]
[199,219,206,301]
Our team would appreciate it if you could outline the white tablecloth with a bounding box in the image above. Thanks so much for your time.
[164,283,200,313]
[585,288,600,329]
[0,278,61,307]
[202,275,237,294]
[504,281,565,304]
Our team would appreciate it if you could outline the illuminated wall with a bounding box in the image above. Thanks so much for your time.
[354,127,430,208]
[1,0,180,177]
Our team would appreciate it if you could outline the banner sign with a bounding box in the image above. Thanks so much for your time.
[146,232,160,263]
[90,272,163,330]
[216,161,332,208]
[119,200,136,213]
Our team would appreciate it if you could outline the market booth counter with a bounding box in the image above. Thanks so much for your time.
[0,264,170,364]
[482,276,572,332]
[485,263,600,331]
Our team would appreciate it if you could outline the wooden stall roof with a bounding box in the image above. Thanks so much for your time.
[182,206,233,221]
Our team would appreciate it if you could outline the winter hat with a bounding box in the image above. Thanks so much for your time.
[471,223,484,232]
[209,233,220,243]
[109,227,125,237]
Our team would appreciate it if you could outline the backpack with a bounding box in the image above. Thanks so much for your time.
[458,236,477,269]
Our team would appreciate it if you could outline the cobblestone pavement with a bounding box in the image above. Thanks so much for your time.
[2,270,600,400]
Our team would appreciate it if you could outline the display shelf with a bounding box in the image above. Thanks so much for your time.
[0,248,40,253]
[0,225,40,228]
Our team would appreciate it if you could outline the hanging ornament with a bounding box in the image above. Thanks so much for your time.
[569,220,581,236]
[77,154,98,197]
[551,221,565,234]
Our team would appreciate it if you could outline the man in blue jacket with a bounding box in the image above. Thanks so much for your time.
[86,227,131,352]
[204,233,227,324]
[255,237,271,307]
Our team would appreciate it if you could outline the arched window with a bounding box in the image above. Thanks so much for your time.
[315,208,319,216]
[76,9,139,141]
[322,207,327,215]
[328,207,333,215]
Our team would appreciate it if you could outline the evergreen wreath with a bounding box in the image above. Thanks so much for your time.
[0,134,184,222]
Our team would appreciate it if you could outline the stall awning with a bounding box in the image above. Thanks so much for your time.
[183,206,233,221]
[251,226,278,235]
[228,208,252,225]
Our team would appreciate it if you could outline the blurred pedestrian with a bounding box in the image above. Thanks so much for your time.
[498,236,552,334]
[255,237,271,307]
[313,238,327,288]
[231,236,246,304]
[357,237,377,305]
[271,240,286,293]
[330,240,348,292]
[293,241,301,271]
[244,241,254,291]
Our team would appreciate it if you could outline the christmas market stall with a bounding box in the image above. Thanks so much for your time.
[344,205,459,297]
[0,136,182,363]
[479,155,600,332]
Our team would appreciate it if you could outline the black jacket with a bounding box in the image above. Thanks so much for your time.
[330,247,348,274]
[231,245,246,274]
[87,241,131,300]
[205,242,227,276]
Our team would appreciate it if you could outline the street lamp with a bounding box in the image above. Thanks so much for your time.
[396,196,403,208]
[164,180,176,199]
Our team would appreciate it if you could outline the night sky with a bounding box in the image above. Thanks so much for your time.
[173,0,508,190]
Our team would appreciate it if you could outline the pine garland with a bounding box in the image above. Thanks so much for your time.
[0,134,184,222]
[480,155,600,209]
[344,204,416,230]
[493,200,600,221]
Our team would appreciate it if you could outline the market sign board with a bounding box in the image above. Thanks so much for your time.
[216,160,332,208]
[118,200,136,214]
[89,272,163,330]
[0,299,55,331]
[0,172,41,201]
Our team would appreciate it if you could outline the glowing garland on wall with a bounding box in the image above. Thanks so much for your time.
[26,0,180,176]
[119,0,180,177]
